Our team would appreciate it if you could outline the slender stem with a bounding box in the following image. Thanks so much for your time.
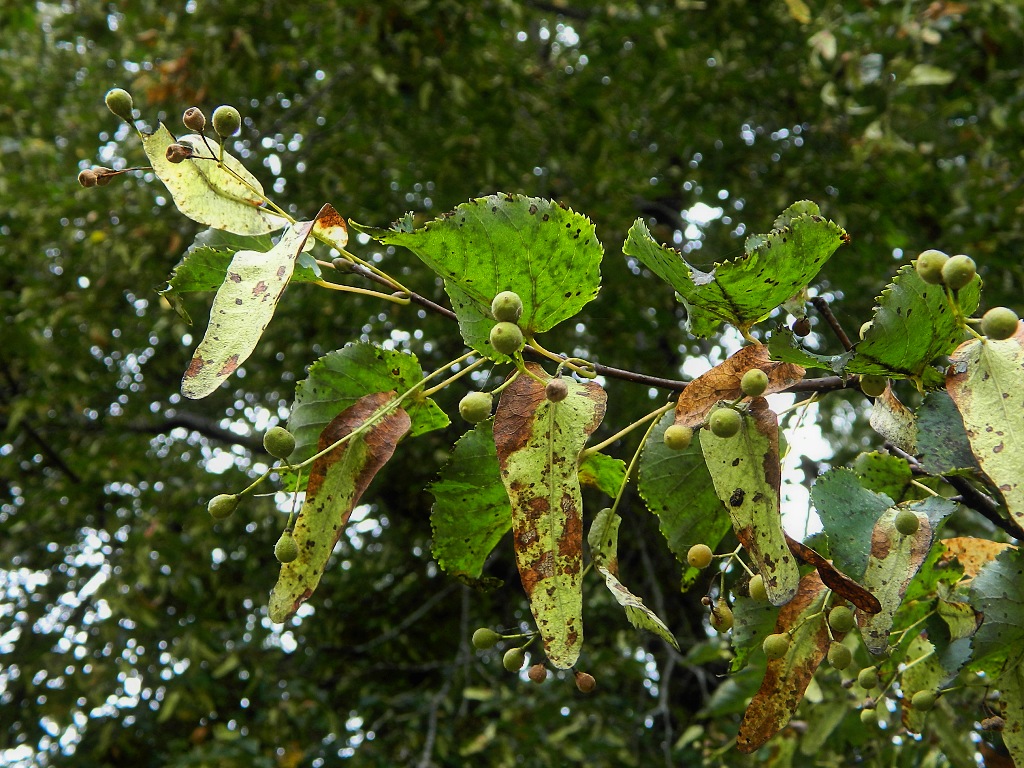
[313,279,411,305]
[420,356,487,397]
[581,402,673,458]
[811,296,854,352]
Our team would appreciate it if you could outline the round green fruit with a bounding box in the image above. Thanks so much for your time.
[502,647,526,672]
[708,407,742,438]
[528,663,548,684]
[860,707,878,725]
[459,391,493,423]
[274,530,299,564]
[857,668,879,690]
[687,543,714,569]
[208,493,239,520]
[748,574,768,602]
[740,368,769,398]
[762,633,790,660]
[472,628,502,650]
[491,291,524,323]
[941,254,977,290]
[489,322,524,355]
[545,378,569,403]
[574,671,597,693]
[915,249,949,285]
[710,599,733,633]
[263,426,296,460]
[911,690,937,711]
[104,88,134,121]
[663,424,693,451]
[859,375,888,398]
[828,605,855,634]
[212,105,241,137]
[894,509,920,536]
[827,642,852,670]
[981,307,1019,340]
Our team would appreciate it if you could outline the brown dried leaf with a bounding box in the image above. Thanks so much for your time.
[674,344,804,428]
[939,537,1016,581]
[785,534,881,614]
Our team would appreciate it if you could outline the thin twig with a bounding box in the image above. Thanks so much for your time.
[811,296,854,352]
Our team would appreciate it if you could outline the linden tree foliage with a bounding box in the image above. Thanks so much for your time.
[15,12,1024,762]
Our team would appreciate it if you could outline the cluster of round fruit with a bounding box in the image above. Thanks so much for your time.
[662,368,769,451]
[458,290,570,423]
[206,426,301,563]
[916,249,1019,339]
[761,605,856,668]
[471,628,596,692]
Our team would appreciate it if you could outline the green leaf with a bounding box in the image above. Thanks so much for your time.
[587,508,680,650]
[946,333,1024,529]
[969,547,1024,669]
[355,195,602,361]
[699,399,799,605]
[900,634,964,734]
[140,124,283,236]
[638,412,730,592]
[851,451,912,502]
[623,202,847,337]
[288,343,449,466]
[996,656,1024,766]
[847,264,980,380]
[429,420,511,580]
[767,325,851,372]
[856,497,957,654]
[268,392,411,623]
[577,451,627,498]
[493,365,607,668]
[181,220,313,399]
[737,572,831,753]
[730,595,779,673]
[915,390,979,476]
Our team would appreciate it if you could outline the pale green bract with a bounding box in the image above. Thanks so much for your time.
[141,124,284,236]
[181,220,312,399]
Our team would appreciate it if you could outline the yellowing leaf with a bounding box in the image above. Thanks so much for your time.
[268,392,411,623]
[946,330,1024,529]
[855,498,956,654]
[699,398,799,605]
[588,507,680,650]
[997,658,1024,766]
[737,572,831,753]
[141,124,283,235]
[494,365,607,668]
[181,220,313,399]
[939,537,1016,581]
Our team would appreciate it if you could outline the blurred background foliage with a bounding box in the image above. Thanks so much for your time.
[2,1,1023,766]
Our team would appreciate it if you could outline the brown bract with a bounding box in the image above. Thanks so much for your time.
[785,534,881,614]
[738,571,831,753]
[673,344,804,428]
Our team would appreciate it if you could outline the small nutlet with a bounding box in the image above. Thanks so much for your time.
[207,493,240,520]
[93,167,115,186]
[165,143,194,164]
[502,647,526,672]
[528,663,547,684]
[827,605,855,634]
[687,543,714,569]
[740,368,769,398]
[471,628,502,650]
[489,322,524,356]
[274,530,299,564]
[894,508,920,536]
[663,424,693,451]
[708,407,742,438]
[459,391,493,424]
[212,105,242,138]
[791,316,811,337]
[263,426,297,460]
[748,573,768,602]
[915,249,948,285]
[941,254,977,291]
[574,671,597,693]
[104,87,134,121]
[78,169,98,188]
[545,378,569,403]
[182,106,206,132]
[710,598,733,632]
[491,291,524,323]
